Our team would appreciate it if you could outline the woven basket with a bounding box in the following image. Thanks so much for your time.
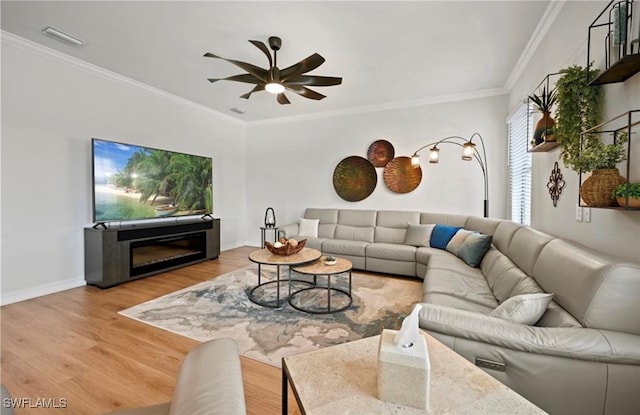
[581,168,626,207]
[265,239,307,256]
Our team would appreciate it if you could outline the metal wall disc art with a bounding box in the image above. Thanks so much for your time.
[383,156,422,194]
[547,161,566,207]
[333,156,377,202]
[367,139,395,167]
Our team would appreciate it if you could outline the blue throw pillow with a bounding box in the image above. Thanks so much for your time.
[430,225,461,250]
[457,232,493,267]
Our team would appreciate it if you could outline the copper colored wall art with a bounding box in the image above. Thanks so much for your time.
[333,156,377,202]
[367,140,395,167]
[383,156,422,194]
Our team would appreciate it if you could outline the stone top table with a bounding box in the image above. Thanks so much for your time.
[282,333,547,415]
[248,247,321,308]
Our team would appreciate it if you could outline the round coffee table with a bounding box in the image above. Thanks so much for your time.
[248,247,321,308]
[290,256,353,314]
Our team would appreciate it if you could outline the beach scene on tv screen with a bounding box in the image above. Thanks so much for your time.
[93,139,212,222]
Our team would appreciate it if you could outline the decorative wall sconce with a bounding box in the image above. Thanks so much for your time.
[547,161,566,207]
[264,207,276,227]
[411,132,489,217]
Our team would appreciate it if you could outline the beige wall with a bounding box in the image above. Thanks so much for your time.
[509,0,640,262]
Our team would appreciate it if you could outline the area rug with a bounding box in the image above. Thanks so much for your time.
[119,266,423,367]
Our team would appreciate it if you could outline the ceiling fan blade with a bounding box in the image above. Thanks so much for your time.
[286,85,326,100]
[204,52,268,82]
[249,40,273,67]
[208,73,262,84]
[284,75,342,87]
[280,53,326,79]
[240,84,265,99]
[277,93,291,105]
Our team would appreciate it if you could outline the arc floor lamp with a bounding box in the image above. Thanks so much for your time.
[410,132,489,218]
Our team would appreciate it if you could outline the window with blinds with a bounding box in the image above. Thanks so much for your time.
[508,104,532,225]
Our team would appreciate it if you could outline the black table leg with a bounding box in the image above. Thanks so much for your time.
[282,362,288,415]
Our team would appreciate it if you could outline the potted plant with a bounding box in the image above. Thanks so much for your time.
[577,135,627,207]
[529,85,557,145]
[612,182,640,208]
[555,65,603,172]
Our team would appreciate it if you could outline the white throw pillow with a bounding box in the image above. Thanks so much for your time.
[404,223,435,247]
[298,218,319,237]
[490,293,553,325]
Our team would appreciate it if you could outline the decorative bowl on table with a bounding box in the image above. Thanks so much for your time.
[265,238,307,256]
[324,256,337,266]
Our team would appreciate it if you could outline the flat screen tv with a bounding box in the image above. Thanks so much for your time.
[92,138,213,223]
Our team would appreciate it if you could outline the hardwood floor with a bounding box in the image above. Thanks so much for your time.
[1,246,301,415]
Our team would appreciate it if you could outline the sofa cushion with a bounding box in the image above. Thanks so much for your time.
[464,216,503,236]
[304,208,338,223]
[298,218,319,237]
[304,208,338,238]
[506,227,553,276]
[533,239,640,335]
[430,225,461,249]
[425,256,498,310]
[366,243,417,262]
[334,225,374,242]
[404,223,435,247]
[322,239,369,257]
[491,220,523,253]
[457,232,492,268]
[481,247,529,302]
[537,301,582,328]
[490,293,553,325]
[374,226,407,244]
[376,210,420,227]
[338,209,377,226]
[420,213,468,227]
[421,292,495,314]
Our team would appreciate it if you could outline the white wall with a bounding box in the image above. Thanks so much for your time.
[1,34,247,304]
[509,0,640,262]
[245,94,509,246]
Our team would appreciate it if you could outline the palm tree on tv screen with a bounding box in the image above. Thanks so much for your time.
[169,153,213,212]
[136,149,172,203]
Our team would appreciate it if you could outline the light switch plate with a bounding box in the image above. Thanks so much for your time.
[583,207,591,223]
[576,205,583,222]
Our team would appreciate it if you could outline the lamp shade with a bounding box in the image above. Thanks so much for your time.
[429,146,440,163]
[411,154,420,166]
[462,142,476,161]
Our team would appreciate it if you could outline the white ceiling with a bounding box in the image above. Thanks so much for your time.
[1,1,551,122]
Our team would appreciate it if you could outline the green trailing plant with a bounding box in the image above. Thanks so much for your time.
[612,182,640,199]
[529,85,557,113]
[555,64,604,172]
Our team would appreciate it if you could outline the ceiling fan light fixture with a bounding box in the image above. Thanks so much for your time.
[265,82,285,94]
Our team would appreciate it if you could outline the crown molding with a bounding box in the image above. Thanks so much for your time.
[249,87,507,126]
[504,0,566,92]
[1,30,245,126]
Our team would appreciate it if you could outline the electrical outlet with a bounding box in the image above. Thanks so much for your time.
[583,207,591,223]
[576,205,583,222]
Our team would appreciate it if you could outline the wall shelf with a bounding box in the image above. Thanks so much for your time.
[578,110,640,210]
[587,0,640,85]
[527,72,561,151]
[529,141,561,153]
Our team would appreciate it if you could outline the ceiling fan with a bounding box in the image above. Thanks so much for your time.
[204,36,342,105]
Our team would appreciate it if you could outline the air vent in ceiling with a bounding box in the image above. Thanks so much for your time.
[41,26,86,47]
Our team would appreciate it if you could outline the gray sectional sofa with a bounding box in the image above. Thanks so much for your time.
[280,208,640,415]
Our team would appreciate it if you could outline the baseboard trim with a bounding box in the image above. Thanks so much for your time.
[1,277,86,306]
